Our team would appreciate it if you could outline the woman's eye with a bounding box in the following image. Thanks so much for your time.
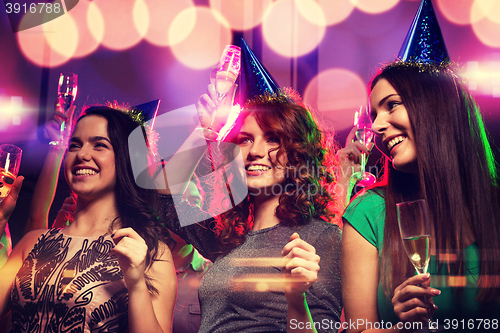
[387,100,402,110]
[267,137,280,144]
[68,143,80,150]
[95,142,108,149]
[237,137,251,145]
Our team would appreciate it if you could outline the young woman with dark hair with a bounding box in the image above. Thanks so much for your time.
[0,106,176,332]
[342,62,500,333]
[159,85,352,332]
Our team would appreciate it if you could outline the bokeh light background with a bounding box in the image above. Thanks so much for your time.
[1,0,499,243]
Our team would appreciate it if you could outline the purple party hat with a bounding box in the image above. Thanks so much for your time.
[398,0,450,64]
[239,38,281,105]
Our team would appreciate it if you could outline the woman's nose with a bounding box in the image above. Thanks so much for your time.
[249,140,265,159]
[77,146,91,161]
[371,113,388,135]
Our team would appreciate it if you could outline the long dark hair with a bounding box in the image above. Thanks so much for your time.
[370,62,500,302]
[73,106,172,293]
[212,100,339,252]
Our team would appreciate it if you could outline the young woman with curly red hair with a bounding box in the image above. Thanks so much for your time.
[159,85,360,333]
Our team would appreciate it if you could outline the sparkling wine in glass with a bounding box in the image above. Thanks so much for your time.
[205,45,240,139]
[397,199,435,331]
[350,106,376,188]
[57,72,78,144]
[58,72,78,113]
[0,144,22,203]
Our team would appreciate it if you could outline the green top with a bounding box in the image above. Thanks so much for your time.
[343,190,499,331]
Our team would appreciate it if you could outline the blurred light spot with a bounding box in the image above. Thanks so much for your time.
[447,276,467,287]
[92,0,144,50]
[304,68,367,131]
[464,60,500,97]
[0,96,23,129]
[471,4,500,48]
[475,0,500,24]
[87,1,105,46]
[169,7,232,69]
[314,0,355,26]
[68,0,102,58]
[230,257,284,267]
[437,252,458,262]
[143,0,194,46]
[294,0,326,26]
[43,12,78,58]
[233,274,283,292]
[256,283,269,292]
[17,26,70,68]
[352,0,400,14]
[168,7,196,46]
[262,0,326,58]
[133,0,150,37]
[209,0,273,31]
[436,0,476,25]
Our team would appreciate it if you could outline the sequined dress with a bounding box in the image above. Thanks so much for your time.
[10,229,129,333]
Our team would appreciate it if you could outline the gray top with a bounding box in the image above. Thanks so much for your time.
[161,195,342,333]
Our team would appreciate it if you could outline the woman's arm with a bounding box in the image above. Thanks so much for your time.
[156,84,234,196]
[23,146,65,232]
[342,223,398,333]
[281,233,321,333]
[111,228,176,333]
[23,106,75,233]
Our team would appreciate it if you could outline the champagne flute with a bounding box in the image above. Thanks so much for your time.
[397,199,435,331]
[205,45,240,139]
[0,144,22,204]
[57,72,78,143]
[349,106,376,188]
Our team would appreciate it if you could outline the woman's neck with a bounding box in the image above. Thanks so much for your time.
[64,194,120,237]
[252,193,281,231]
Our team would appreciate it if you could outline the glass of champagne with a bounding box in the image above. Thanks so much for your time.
[205,45,240,139]
[0,144,22,204]
[349,106,376,188]
[57,72,78,142]
[397,199,434,331]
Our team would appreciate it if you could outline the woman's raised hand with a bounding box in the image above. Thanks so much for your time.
[392,273,440,323]
[111,228,149,291]
[0,176,23,227]
[281,233,320,302]
[196,83,237,137]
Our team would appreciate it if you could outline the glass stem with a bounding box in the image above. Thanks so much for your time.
[360,152,367,173]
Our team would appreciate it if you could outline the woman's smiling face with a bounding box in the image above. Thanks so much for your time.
[370,78,418,174]
[236,114,287,194]
[65,115,117,201]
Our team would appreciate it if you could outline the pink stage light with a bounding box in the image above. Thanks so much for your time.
[209,0,273,31]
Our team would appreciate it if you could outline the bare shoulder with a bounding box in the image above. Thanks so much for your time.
[15,229,48,260]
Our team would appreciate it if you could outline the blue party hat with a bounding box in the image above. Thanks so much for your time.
[239,38,281,105]
[398,0,450,64]
[132,99,161,129]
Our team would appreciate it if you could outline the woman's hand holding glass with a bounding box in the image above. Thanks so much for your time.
[392,273,440,324]
[196,82,237,141]
[0,176,23,228]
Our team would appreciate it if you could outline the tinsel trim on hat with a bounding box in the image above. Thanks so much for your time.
[246,87,304,107]
[104,101,159,157]
[385,60,460,76]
